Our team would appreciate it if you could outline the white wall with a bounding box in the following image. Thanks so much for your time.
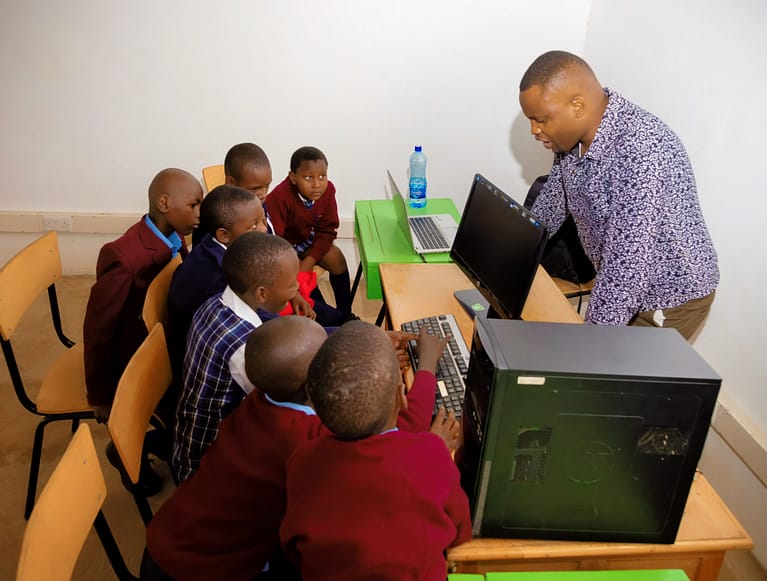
[585,0,767,569]
[0,0,589,217]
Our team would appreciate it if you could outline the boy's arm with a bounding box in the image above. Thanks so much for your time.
[264,185,289,237]
[172,379,228,483]
[396,329,447,432]
[306,183,340,263]
[446,459,473,546]
[396,370,437,432]
[83,244,135,407]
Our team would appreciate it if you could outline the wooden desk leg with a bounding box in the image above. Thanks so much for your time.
[697,551,726,581]
[350,262,363,302]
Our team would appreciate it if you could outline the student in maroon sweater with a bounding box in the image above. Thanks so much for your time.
[142,318,452,581]
[265,146,356,319]
[280,321,471,581]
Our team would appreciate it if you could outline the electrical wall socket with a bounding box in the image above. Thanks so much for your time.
[41,215,73,231]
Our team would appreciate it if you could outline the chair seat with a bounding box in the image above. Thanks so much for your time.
[36,343,91,414]
[552,277,595,298]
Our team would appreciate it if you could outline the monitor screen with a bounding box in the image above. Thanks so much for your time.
[450,174,548,319]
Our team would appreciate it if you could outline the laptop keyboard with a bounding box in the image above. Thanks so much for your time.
[410,216,449,250]
[400,314,470,419]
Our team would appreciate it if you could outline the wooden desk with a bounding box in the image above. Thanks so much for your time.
[446,473,752,581]
[378,262,752,581]
[380,262,582,343]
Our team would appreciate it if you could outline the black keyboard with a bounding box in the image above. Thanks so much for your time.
[409,216,449,250]
[400,314,470,419]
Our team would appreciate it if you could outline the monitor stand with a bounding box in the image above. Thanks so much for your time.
[453,289,490,319]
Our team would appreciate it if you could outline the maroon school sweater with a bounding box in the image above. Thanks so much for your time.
[280,402,472,580]
[146,370,438,579]
[265,177,340,263]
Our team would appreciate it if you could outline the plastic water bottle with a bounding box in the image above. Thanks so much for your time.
[408,145,427,208]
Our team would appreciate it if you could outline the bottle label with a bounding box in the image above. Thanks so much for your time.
[409,177,426,198]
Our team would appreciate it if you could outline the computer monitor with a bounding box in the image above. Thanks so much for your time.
[459,318,721,544]
[450,174,548,320]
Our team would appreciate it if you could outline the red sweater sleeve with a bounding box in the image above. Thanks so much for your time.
[83,244,136,405]
[306,182,339,263]
[396,370,436,433]
[264,179,290,238]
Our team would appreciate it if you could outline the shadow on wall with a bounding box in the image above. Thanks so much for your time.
[509,111,553,188]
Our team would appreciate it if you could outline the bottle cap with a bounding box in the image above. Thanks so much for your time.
[414,145,422,152]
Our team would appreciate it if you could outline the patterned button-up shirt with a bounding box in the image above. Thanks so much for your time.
[531,89,719,326]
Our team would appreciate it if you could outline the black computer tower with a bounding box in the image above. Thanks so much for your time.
[459,319,721,544]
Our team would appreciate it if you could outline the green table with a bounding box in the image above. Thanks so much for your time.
[352,198,460,301]
[448,571,689,581]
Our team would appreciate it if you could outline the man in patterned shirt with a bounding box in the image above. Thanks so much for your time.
[519,50,718,340]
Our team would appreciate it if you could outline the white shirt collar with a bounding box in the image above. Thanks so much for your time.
[220,286,263,327]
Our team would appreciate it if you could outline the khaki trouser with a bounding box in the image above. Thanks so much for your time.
[630,291,716,342]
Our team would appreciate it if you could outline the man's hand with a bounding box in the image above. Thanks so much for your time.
[93,404,112,424]
[290,293,316,319]
[429,407,461,452]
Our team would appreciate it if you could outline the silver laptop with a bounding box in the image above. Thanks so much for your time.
[386,170,459,254]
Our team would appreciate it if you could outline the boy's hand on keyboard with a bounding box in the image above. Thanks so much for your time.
[429,407,461,452]
[385,330,418,371]
[415,327,450,374]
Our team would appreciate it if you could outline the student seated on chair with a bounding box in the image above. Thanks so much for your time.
[207,142,349,326]
[83,168,202,496]
[144,320,451,581]
[167,184,303,377]
[280,321,471,581]
[265,145,357,321]
[171,231,301,483]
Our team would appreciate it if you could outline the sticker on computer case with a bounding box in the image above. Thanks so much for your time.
[517,376,546,385]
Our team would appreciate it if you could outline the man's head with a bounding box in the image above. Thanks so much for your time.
[222,231,299,314]
[147,168,203,236]
[244,316,327,404]
[518,50,607,154]
[198,185,268,246]
[288,146,329,204]
[224,143,273,202]
[307,321,404,440]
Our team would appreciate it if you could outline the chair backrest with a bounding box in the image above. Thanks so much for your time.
[108,323,172,484]
[0,232,62,341]
[142,253,182,332]
[16,424,105,581]
[202,164,225,192]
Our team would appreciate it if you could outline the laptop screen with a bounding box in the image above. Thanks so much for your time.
[387,170,416,250]
[450,174,548,319]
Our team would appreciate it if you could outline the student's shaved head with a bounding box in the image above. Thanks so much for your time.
[147,168,202,236]
[244,316,327,402]
[307,321,400,440]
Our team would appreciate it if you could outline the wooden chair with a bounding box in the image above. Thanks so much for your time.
[16,424,136,581]
[551,276,595,314]
[107,322,173,526]
[142,253,182,331]
[202,164,225,192]
[0,231,95,519]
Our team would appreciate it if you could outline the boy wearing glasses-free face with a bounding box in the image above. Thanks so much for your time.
[265,146,356,321]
